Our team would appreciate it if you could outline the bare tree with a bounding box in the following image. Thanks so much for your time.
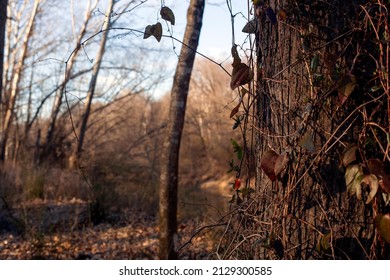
[0,0,40,161]
[0,0,7,104]
[158,0,205,260]
[42,0,98,162]
[69,0,114,168]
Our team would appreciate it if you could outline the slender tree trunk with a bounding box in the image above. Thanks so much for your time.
[69,0,114,168]
[43,0,98,161]
[158,0,205,260]
[0,0,7,105]
[0,0,39,162]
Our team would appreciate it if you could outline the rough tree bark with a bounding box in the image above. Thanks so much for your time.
[69,0,114,169]
[158,0,205,260]
[250,0,389,259]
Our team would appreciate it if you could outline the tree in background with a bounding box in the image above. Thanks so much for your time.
[158,0,205,260]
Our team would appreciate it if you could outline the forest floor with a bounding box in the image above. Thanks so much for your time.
[0,200,219,260]
[0,177,233,260]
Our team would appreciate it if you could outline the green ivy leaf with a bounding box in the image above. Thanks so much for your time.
[231,139,243,160]
[160,6,175,25]
[374,214,390,244]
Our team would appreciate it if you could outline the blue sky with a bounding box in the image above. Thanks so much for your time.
[171,1,250,61]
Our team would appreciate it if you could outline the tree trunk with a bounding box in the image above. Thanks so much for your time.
[43,0,98,162]
[0,0,39,162]
[69,0,114,169]
[158,0,205,260]
[250,0,389,259]
[0,0,7,105]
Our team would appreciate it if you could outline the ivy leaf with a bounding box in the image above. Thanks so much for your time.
[260,149,279,181]
[379,174,390,194]
[230,99,241,118]
[274,152,289,178]
[345,164,364,200]
[338,74,357,104]
[361,174,378,204]
[278,9,287,21]
[317,233,332,254]
[230,63,253,90]
[265,7,277,25]
[299,132,315,153]
[341,143,358,167]
[374,214,390,244]
[310,54,320,72]
[143,25,153,39]
[323,51,337,72]
[231,45,241,67]
[152,22,163,42]
[231,139,243,160]
[160,6,175,25]
[242,19,256,34]
[382,193,390,206]
[144,22,163,42]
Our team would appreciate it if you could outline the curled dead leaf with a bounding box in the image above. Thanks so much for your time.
[160,6,175,25]
[230,63,253,90]
[260,150,279,181]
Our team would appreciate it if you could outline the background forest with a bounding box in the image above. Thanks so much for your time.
[1,0,390,260]
[0,0,240,259]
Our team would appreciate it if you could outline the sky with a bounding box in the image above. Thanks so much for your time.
[139,0,252,97]
[171,0,250,61]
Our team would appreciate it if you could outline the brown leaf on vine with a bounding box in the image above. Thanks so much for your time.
[230,100,241,118]
[379,174,390,194]
[278,9,287,21]
[338,74,356,104]
[323,51,337,71]
[160,6,175,25]
[143,25,153,39]
[143,22,162,42]
[230,63,253,90]
[242,19,256,34]
[274,152,289,178]
[260,150,279,181]
[341,143,358,167]
[361,174,379,204]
